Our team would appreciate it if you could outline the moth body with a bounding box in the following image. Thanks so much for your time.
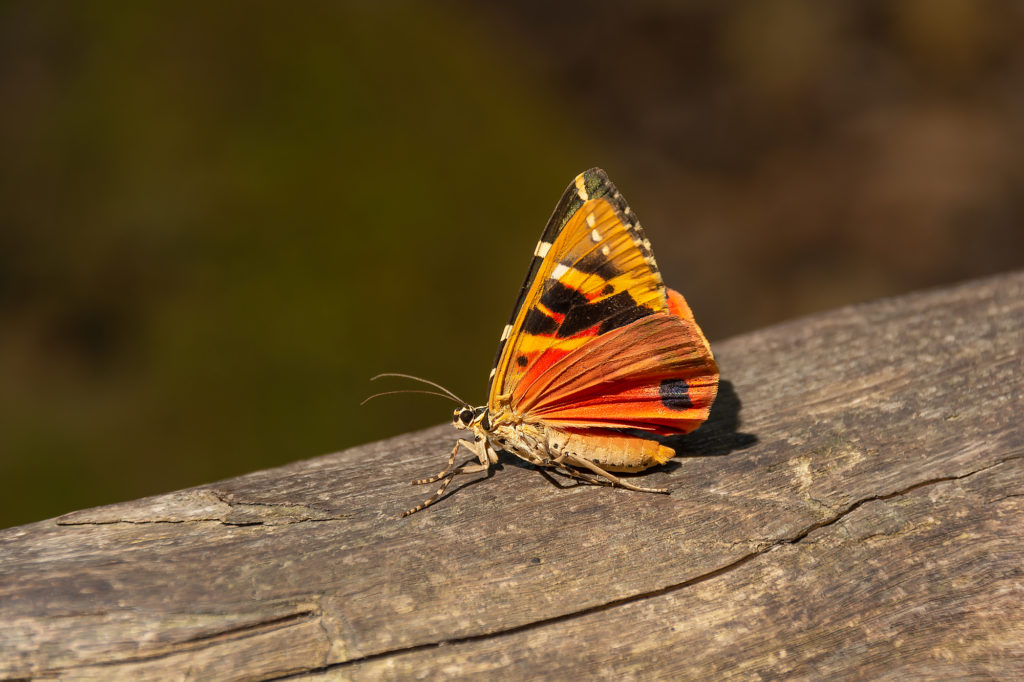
[455,405,671,473]
[545,429,674,472]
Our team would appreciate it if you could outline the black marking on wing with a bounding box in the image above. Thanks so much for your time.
[540,280,589,314]
[522,307,559,336]
[658,378,692,410]
[598,300,654,334]
[516,355,528,367]
[575,248,621,281]
[560,291,654,338]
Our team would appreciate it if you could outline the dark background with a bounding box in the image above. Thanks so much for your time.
[2,1,1021,529]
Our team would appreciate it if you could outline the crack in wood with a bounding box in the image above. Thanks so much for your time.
[55,492,352,526]
[39,609,322,675]
[55,516,350,527]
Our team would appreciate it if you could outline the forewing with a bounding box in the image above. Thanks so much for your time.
[488,169,668,408]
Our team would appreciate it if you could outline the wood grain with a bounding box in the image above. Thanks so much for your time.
[2,271,1022,680]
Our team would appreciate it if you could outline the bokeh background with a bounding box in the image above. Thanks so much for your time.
[2,1,1022,529]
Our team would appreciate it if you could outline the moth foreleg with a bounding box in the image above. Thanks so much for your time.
[411,438,480,485]
[403,438,490,517]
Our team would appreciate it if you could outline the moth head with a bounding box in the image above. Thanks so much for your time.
[452,406,488,431]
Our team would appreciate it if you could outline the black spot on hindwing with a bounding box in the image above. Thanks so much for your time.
[658,378,692,410]
[516,355,528,367]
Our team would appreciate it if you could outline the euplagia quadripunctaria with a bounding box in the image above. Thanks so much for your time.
[380,168,719,516]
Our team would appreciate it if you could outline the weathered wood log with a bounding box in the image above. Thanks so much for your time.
[2,272,1022,680]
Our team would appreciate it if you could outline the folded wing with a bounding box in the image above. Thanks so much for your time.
[514,311,719,436]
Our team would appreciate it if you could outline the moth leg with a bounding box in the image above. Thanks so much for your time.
[411,438,484,485]
[538,451,615,489]
[535,443,607,488]
[403,439,490,517]
[537,467,579,489]
[558,453,669,494]
[549,464,608,488]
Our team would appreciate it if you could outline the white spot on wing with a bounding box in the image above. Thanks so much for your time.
[550,263,569,280]
[586,213,596,227]
[500,324,513,341]
[601,245,611,256]
[534,241,551,258]
[575,175,589,201]
[590,228,602,242]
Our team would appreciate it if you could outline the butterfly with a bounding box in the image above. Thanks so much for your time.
[373,168,719,516]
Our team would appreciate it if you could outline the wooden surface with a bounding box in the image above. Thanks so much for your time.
[2,272,1022,680]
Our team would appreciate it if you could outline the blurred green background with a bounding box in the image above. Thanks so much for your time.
[2,1,1022,528]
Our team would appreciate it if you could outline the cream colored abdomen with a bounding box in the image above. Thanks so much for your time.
[546,428,674,472]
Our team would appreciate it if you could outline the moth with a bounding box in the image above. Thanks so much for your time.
[375,168,719,516]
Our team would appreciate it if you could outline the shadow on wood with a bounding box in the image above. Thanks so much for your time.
[667,378,760,457]
[2,271,1022,680]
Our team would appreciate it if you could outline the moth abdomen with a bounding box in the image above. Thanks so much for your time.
[545,428,673,473]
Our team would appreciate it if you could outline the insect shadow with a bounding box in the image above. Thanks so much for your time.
[662,379,758,461]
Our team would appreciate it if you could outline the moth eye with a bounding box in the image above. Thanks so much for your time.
[459,409,473,424]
